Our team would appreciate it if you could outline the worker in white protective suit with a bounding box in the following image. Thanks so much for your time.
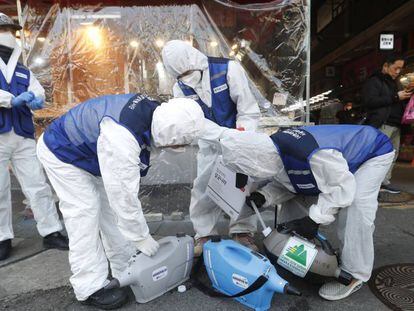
[162,40,261,255]
[0,13,68,261]
[218,125,394,301]
[37,93,205,309]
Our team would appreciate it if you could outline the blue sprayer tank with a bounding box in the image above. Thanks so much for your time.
[203,237,301,311]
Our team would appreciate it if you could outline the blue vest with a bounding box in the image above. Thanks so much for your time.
[43,94,159,177]
[0,63,35,139]
[270,125,393,195]
[178,57,237,128]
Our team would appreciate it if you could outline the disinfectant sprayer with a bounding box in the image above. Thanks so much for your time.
[202,236,301,311]
[206,161,351,289]
[107,234,193,303]
[250,201,353,286]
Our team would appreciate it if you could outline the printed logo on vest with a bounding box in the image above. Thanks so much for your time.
[213,84,228,94]
[138,162,148,171]
[283,129,306,139]
[129,94,155,110]
[296,183,315,189]
[287,169,311,176]
[15,72,28,79]
[186,94,200,101]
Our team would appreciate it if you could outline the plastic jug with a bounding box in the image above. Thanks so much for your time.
[203,237,300,311]
[115,234,193,303]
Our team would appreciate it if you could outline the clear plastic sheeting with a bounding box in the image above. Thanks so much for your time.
[22,0,309,214]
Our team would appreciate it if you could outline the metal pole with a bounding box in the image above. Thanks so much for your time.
[305,0,311,124]
[16,0,28,66]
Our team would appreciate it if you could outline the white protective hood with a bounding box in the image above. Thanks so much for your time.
[161,40,209,79]
[220,130,282,179]
[151,97,205,147]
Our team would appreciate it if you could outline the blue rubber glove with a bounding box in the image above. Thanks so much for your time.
[26,97,45,110]
[11,91,35,107]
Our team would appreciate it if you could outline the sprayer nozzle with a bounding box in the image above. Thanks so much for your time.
[284,284,301,296]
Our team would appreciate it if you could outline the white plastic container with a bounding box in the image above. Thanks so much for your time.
[117,234,194,303]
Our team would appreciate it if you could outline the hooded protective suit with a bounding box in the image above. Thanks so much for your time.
[162,40,261,238]
[0,13,62,244]
[37,94,205,301]
[220,126,394,282]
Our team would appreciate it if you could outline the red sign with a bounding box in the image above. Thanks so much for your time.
[341,52,382,88]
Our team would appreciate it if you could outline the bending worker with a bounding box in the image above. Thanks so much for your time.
[218,125,394,301]
[162,40,261,255]
[37,94,205,309]
[0,12,68,260]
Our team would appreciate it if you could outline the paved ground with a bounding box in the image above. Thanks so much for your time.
[0,163,413,310]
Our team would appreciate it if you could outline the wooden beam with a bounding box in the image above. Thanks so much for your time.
[311,1,414,73]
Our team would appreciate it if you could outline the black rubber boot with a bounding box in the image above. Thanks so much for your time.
[0,239,12,260]
[43,232,69,250]
[81,287,128,310]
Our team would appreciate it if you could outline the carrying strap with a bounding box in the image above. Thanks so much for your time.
[191,252,269,298]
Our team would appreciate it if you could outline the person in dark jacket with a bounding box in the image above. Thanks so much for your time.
[361,54,412,193]
[336,100,362,124]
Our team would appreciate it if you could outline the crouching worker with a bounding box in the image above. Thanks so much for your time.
[218,125,394,301]
[37,93,205,309]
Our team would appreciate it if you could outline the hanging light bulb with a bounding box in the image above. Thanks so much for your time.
[34,57,44,65]
[155,39,164,48]
[129,40,139,48]
[85,26,103,48]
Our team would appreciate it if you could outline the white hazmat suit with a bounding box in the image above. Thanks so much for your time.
[162,40,261,238]
[220,130,394,282]
[0,25,62,243]
[37,98,205,301]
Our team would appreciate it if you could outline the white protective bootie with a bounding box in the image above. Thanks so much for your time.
[319,279,363,301]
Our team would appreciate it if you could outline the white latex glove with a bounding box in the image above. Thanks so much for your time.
[135,235,160,256]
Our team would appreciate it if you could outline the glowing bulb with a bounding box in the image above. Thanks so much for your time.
[156,61,164,70]
[34,57,44,65]
[37,37,46,42]
[229,51,235,57]
[231,44,238,50]
[210,41,218,47]
[85,26,102,47]
[155,39,164,48]
[129,40,139,48]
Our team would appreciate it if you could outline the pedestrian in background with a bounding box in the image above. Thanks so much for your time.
[336,99,362,124]
[361,54,412,194]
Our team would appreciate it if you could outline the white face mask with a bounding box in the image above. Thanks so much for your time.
[0,31,16,49]
[179,70,202,88]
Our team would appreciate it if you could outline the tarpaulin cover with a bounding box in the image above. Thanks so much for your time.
[21,0,309,213]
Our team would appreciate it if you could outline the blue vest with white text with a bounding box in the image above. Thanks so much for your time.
[178,57,237,128]
[0,63,35,139]
[270,125,393,195]
[43,94,158,177]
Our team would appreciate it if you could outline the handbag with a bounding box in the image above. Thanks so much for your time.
[402,95,414,124]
